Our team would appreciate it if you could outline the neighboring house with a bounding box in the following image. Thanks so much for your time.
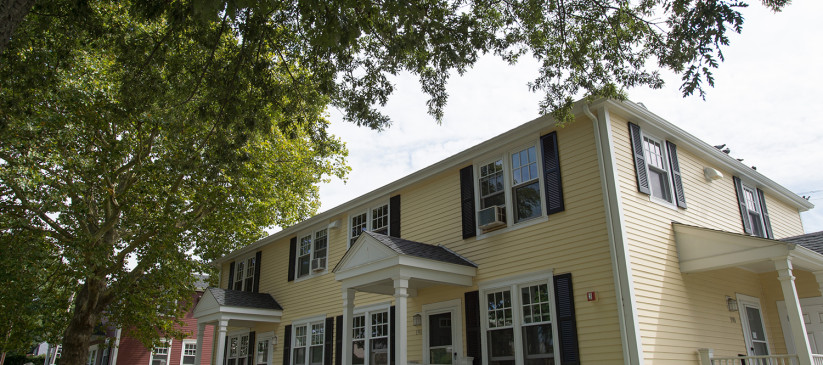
[192,98,823,365]
[86,287,215,365]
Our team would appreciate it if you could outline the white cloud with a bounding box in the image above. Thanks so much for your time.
[319,1,823,234]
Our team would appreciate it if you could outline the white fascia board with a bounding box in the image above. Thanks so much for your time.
[592,99,813,211]
[789,245,823,272]
[396,256,478,277]
[335,256,402,281]
[679,244,793,273]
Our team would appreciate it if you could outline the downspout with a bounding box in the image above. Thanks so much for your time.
[585,103,645,365]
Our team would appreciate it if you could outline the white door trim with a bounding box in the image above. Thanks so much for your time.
[737,294,771,356]
[422,299,463,365]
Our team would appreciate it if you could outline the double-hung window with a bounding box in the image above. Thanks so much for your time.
[292,320,325,365]
[734,176,773,239]
[228,334,250,365]
[349,202,390,246]
[642,136,673,203]
[181,341,197,365]
[297,228,328,278]
[476,144,545,232]
[352,309,390,365]
[233,255,256,292]
[483,278,557,365]
[150,340,171,365]
[743,186,765,237]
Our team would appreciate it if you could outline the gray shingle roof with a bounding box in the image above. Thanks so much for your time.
[782,231,823,255]
[364,231,477,267]
[206,288,283,310]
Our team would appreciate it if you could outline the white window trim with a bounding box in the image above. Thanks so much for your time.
[639,132,677,208]
[149,339,172,365]
[347,200,391,247]
[295,226,330,281]
[291,315,327,365]
[478,271,560,365]
[88,344,99,365]
[473,139,548,239]
[180,340,197,365]
[233,253,257,292]
[226,333,251,364]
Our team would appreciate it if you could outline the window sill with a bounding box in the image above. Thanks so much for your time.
[294,269,329,283]
[475,215,549,240]
[648,195,679,211]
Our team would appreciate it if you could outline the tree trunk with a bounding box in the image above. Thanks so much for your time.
[0,0,37,53]
[59,278,106,365]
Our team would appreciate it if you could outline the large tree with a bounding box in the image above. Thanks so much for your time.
[0,0,790,364]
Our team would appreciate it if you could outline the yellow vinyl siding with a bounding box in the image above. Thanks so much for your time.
[610,111,807,363]
[215,115,625,365]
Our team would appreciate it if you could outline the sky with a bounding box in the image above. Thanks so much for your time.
[317,1,823,234]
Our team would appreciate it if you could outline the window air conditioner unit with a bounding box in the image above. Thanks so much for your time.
[478,206,506,230]
[311,257,326,272]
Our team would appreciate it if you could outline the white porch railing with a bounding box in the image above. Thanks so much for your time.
[813,354,823,365]
[709,354,798,365]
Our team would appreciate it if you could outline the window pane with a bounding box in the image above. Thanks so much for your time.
[428,313,453,347]
[256,340,268,365]
[293,348,305,365]
[522,324,554,360]
[352,341,365,365]
[298,256,310,277]
[309,345,323,365]
[649,169,671,202]
[488,328,515,358]
[514,181,542,223]
[370,338,389,365]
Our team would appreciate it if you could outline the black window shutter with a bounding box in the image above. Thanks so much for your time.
[247,332,256,365]
[390,195,401,238]
[227,262,235,290]
[459,165,476,239]
[253,251,262,293]
[757,188,774,239]
[540,132,565,215]
[389,306,396,365]
[554,273,580,365]
[464,291,482,365]
[628,122,651,195]
[283,325,292,365]
[665,141,687,209]
[324,317,334,365]
[335,315,343,365]
[733,176,753,235]
[288,237,297,282]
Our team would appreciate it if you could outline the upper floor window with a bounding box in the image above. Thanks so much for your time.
[642,135,673,203]
[476,144,545,232]
[349,203,389,246]
[297,228,328,278]
[292,320,325,365]
[234,255,256,292]
[734,176,773,239]
[628,122,687,209]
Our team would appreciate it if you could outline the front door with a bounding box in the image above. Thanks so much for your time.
[778,296,823,355]
[738,294,770,356]
[424,300,463,365]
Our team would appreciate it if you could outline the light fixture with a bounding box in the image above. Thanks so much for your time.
[726,296,738,312]
[412,313,422,327]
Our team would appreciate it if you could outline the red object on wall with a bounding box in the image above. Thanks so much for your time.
[586,291,597,302]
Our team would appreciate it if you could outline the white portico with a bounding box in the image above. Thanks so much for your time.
[333,232,477,365]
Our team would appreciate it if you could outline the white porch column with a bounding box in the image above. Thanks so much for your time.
[393,278,409,365]
[194,323,206,365]
[342,288,356,365]
[775,258,813,365]
[215,319,229,365]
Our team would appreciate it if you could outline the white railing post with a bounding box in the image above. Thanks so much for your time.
[698,348,714,365]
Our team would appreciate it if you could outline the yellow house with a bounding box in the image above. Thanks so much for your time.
[192,99,820,365]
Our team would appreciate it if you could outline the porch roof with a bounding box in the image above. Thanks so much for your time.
[333,232,477,295]
[192,288,282,327]
[782,231,823,254]
[673,223,823,273]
